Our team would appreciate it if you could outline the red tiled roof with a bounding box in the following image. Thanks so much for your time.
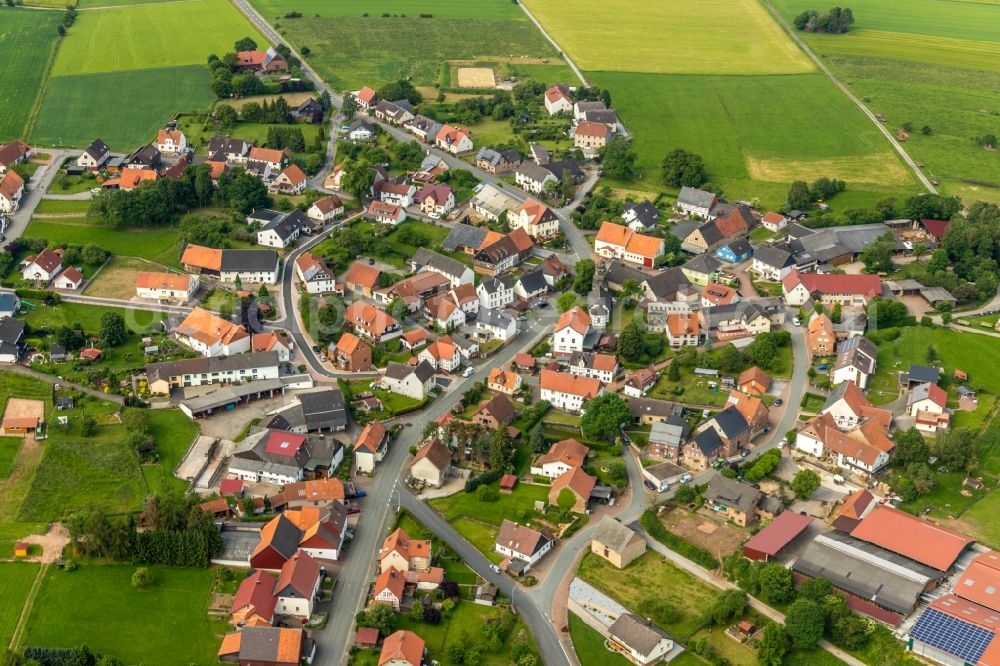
[379,630,425,666]
[540,369,601,399]
[850,505,974,571]
[538,438,589,468]
[954,551,1000,612]
[0,170,24,201]
[783,270,882,299]
[276,550,320,598]
[231,570,278,622]
[556,306,590,335]
[355,421,387,453]
[921,219,950,240]
[356,86,377,104]
[743,511,812,558]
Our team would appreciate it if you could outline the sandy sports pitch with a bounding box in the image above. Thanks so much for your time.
[457,67,496,88]
[2,399,46,434]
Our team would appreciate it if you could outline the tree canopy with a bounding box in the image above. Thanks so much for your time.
[661,149,706,187]
[580,394,631,441]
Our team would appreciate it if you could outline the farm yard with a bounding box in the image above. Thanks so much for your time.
[521,0,814,74]
[769,0,1000,202]
[249,0,562,89]
[0,10,62,142]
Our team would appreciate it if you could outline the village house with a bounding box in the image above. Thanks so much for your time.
[332,332,372,372]
[474,393,516,430]
[676,186,720,219]
[230,570,277,627]
[415,183,455,217]
[553,307,591,355]
[514,162,557,194]
[908,382,950,433]
[544,84,573,115]
[125,144,161,170]
[217,627,313,666]
[549,466,596,513]
[207,136,253,165]
[822,381,893,430]
[682,409,749,470]
[796,411,895,478]
[375,271,451,312]
[590,516,646,569]
[409,438,452,488]
[703,474,783,527]
[269,164,307,195]
[469,183,519,222]
[701,282,739,308]
[381,360,436,400]
[373,100,415,126]
[607,613,674,666]
[725,390,769,435]
[761,212,788,232]
[476,308,517,342]
[173,307,250,357]
[20,248,62,285]
[380,527,433,573]
[145,351,280,394]
[135,270,198,303]
[366,200,406,225]
[647,415,690,461]
[473,235,520,277]
[347,118,374,142]
[342,260,382,298]
[665,312,700,348]
[375,180,417,208]
[344,301,402,343]
[423,293,466,330]
[531,438,589,478]
[573,121,610,155]
[272,550,322,620]
[782,270,883,307]
[680,253,722,286]
[248,330,292,364]
[567,351,619,384]
[509,198,560,239]
[595,222,664,267]
[295,252,336,294]
[418,336,462,372]
[0,317,25,364]
[622,199,660,232]
[229,428,343,485]
[475,147,521,174]
[154,128,187,156]
[181,245,280,284]
[354,421,388,474]
[405,115,443,143]
[831,336,877,389]
[494,520,554,573]
[235,47,288,73]
[435,125,473,155]
[738,367,771,395]
[487,367,522,395]
[0,169,24,214]
[750,245,795,281]
[249,504,349,568]
[623,367,658,398]
[379,630,425,666]
[247,146,289,179]
[52,267,82,290]
[354,86,378,110]
[808,312,836,357]
[716,237,753,264]
[256,209,306,248]
[477,276,515,311]
[410,249,474,287]
[76,139,111,170]
[699,301,773,341]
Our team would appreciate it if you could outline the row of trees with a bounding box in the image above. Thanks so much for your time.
[786,177,847,211]
[207,38,306,99]
[793,6,855,33]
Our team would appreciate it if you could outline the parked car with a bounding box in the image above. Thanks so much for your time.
[680,474,693,483]
[462,366,475,378]
[774,398,783,406]
[352,489,367,498]
[347,506,361,515]
[643,479,657,491]
[489,564,502,574]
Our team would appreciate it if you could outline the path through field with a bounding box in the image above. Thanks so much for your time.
[7,563,49,651]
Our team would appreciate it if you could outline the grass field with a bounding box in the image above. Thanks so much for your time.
[32,66,215,150]
[0,437,22,480]
[568,613,633,666]
[20,302,167,336]
[253,0,524,19]
[179,116,324,156]
[24,564,222,666]
[33,199,93,215]
[51,0,264,76]
[522,0,813,74]
[588,71,916,206]
[256,12,558,89]
[23,217,185,266]
[0,563,40,648]
[84,256,171,300]
[767,0,1000,199]
[0,10,62,142]
[142,410,199,494]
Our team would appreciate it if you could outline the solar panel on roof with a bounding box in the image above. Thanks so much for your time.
[910,608,994,663]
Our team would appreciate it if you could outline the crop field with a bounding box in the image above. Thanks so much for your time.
[768,0,1000,199]
[32,66,214,150]
[51,0,265,76]
[24,564,222,666]
[254,12,558,89]
[0,11,61,142]
[23,217,185,266]
[521,0,813,74]
[253,0,524,19]
[589,71,914,206]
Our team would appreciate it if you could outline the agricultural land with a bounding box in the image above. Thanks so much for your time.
[769,0,1000,203]
[0,10,62,142]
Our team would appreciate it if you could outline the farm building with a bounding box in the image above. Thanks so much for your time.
[743,511,813,561]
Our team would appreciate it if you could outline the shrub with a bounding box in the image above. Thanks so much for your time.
[640,509,718,569]
[475,485,500,502]
[465,470,500,493]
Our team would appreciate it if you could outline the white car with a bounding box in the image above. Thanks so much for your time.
[680,473,693,483]
[489,564,501,574]
[428,211,441,220]
[462,366,475,378]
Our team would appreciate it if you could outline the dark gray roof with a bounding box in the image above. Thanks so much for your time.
[478,276,512,295]
[700,301,767,330]
[476,147,502,167]
[713,406,749,439]
[516,161,554,184]
[517,268,547,295]
[644,266,690,300]
[146,351,279,383]
[414,359,436,383]
[677,186,717,210]
[753,245,793,269]
[608,613,672,657]
[692,427,723,456]
[592,517,641,553]
[529,143,550,165]
[262,209,307,241]
[411,248,468,280]
[297,388,348,431]
[127,144,160,167]
[724,237,752,257]
[683,253,722,275]
[207,136,251,155]
[605,259,649,287]
[267,514,304,560]
[475,236,519,266]
[907,364,940,384]
[833,336,877,375]
[348,118,373,133]
[649,415,689,446]
[247,208,283,224]
[84,138,110,160]
[221,249,279,272]
[546,159,584,182]
[705,475,761,514]
[441,223,489,252]
[627,396,682,420]
[477,308,514,329]
[0,316,24,346]
[624,199,659,228]
[574,101,606,113]
[583,109,618,125]
[693,221,723,246]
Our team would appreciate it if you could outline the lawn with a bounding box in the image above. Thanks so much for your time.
[32,66,215,150]
[140,409,200,494]
[0,10,61,142]
[83,256,172,300]
[521,0,813,75]
[0,523,47,558]
[22,217,185,266]
[20,302,167,337]
[0,437,22,480]
[179,115,324,156]
[0,562,40,648]
[18,435,146,522]
[51,0,265,76]
[568,613,633,666]
[577,550,719,640]
[257,13,559,90]
[23,563,223,666]
[32,199,93,215]
[588,71,916,208]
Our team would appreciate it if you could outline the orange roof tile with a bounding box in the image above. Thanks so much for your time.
[136,271,190,292]
[540,369,601,398]
[355,421,387,453]
[344,261,382,290]
[488,367,520,391]
[556,306,590,335]
[851,505,974,571]
[374,566,406,601]
[218,632,242,657]
[595,221,631,247]
[175,307,248,347]
[345,301,400,338]
[667,312,699,337]
[249,146,287,164]
[538,438,589,468]
[955,551,1000,612]
[0,170,24,201]
[379,630,425,666]
[181,244,223,271]
[550,466,597,500]
[575,121,609,138]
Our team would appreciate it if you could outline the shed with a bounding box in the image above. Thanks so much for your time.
[13,541,28,557]
[220,478,245,497]
[354,627,379,649]
[499,474,518,494]
[743,511,813,561]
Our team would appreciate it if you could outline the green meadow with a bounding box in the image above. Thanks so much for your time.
[0,10,61,141]
[253,0,524,19]
[23,217,185,266]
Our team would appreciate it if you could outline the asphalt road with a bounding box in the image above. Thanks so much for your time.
[3,149,72,240]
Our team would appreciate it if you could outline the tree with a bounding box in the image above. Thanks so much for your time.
[607,460,628,486]
[342,160,375,201]
[661,149,706,187]
[573,259,595,295]
[860,233,895,273]
[757,563,795,604]
[599,137,637,180]
[717,344,744,373]
[893,427,930,467]
[902,193,961,221]
[708,589,747,625]
[797,577,832,603]
[359,603,397,636]
[131,566,152,589]
[557,292,577,312]
[234,37,258,52]
[556,488,577,514]
[342,95,358,120]
[756,623,788,666]
[784,598,825,648]
[216,104,237,128]
[580,394,631,441]
[99,311,127,346]
[82,244,109,265]
[791,469,821,499]
[936,428,977,470]
[786,180,812,210]
[618,322,644,361]
[667,360,680,381]
[377,80,422,106]
[529,424,547,454]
